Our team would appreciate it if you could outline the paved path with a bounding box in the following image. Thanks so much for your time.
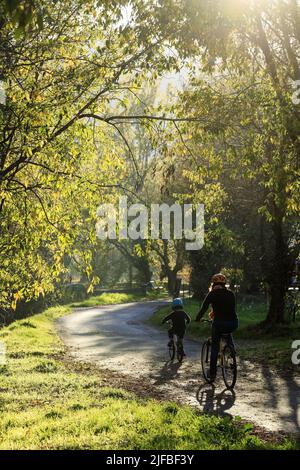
[57,301,300,435]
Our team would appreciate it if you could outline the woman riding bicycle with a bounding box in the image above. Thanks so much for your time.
[196,273,239,381]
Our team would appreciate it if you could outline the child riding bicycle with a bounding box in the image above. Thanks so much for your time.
[162,298,191,356]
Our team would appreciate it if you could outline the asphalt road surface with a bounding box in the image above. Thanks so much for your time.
[57,301,300,435]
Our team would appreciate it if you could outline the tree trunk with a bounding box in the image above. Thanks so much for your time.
[166,270,177,297]
[128,264,133,288]
[264,220,289,324]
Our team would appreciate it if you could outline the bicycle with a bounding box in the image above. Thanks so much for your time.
[168,336,184,362]
[200,319,237,389]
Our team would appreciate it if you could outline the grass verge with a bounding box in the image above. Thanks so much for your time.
[150,298,300,369]
[70,290,168,308]
[0,305,298,449]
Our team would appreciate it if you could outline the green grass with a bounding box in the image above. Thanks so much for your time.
[70,291,168,308]
[150,298,300,369]
[0,305,297,449]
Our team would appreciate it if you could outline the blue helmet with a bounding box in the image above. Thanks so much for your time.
[172,297,183,309]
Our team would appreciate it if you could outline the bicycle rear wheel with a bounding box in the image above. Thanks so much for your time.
[201,339,212,382]
[168,341,175,360]
[222,345,237,389]
[177,340,184,362]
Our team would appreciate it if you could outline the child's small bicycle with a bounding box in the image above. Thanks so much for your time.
[201,319,237,389]
[168,336,184,362]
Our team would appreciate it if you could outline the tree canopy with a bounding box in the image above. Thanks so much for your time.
[0,0,299,324]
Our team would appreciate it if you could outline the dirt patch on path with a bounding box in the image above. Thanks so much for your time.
[57,301,300,436]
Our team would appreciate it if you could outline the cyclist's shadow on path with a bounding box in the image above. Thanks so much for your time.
[196,384,236,418]
[150,360,184,385]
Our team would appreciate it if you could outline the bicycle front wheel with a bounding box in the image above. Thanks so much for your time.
[201,340,211,383]
[221,345,237,389]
